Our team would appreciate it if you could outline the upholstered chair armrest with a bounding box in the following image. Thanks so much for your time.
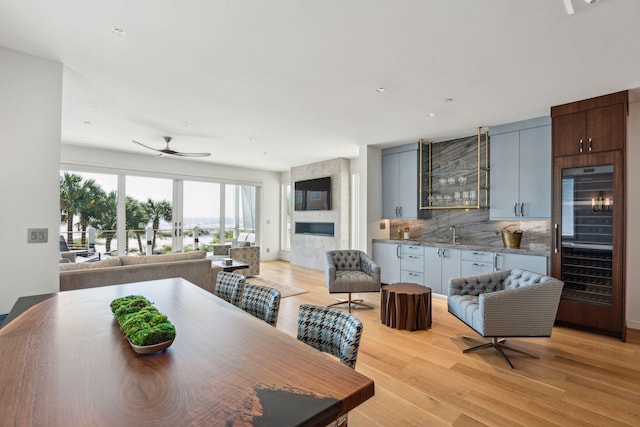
[359,253,381,282]
[449,270,511,297]
[480,278,564,337]
[325,252,337,287]
[60,251,77,262]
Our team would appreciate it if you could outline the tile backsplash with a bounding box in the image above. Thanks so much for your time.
[390,209,550,250]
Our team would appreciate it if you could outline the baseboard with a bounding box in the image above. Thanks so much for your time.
[626,327,640,344]
[626,319,640,330]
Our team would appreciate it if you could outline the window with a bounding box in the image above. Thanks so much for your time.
[59,171,118,254]
[126,176,173,254]
[351,173,360,249]
[183,181,221,250]
[281,183,291,251]
[60,170,258,258]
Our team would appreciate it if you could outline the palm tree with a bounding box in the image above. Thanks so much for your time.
[126,197,148,254]
[59,172,84,245]
[143,199,172,253]
[90,191,117,253]
[76,179,104,248]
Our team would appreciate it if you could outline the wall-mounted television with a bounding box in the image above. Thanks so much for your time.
[294,177,331,211]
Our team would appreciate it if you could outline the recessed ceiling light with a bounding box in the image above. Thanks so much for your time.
[83,121,92,125]
[427,113,436,118]
[89,104,98,109]
[111,27,126,37]
[444,98,453,103]
[376,88,386,93]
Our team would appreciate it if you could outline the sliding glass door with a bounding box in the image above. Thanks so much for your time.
[183,181,221,251]
[60,171,258,258]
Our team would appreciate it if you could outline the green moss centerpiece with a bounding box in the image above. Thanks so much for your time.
[110,295,176,354]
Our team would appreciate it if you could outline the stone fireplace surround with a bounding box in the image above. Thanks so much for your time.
[290,158,350,271]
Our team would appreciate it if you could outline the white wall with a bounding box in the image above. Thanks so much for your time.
[61,144,282,262]
[361,145,385,255]
[0,48,62,314]
[626,101,640,330]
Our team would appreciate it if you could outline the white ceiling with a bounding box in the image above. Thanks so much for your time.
[1,0,639,172]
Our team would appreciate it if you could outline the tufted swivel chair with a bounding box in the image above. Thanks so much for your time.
[448,269,564,368]
[325,250,381,313]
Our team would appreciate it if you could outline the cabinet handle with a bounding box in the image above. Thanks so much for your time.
[441,249,447,258]
[494,253,499,271]
[396,245,401,258]
[588,138,592,152]
[520,202,524,217]
[513,202,518,216]
[399,206,403,217]
[579,139,583,153]
[554,223,560,254]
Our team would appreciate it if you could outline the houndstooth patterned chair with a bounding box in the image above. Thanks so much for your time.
[448,268,564,368]
[214,271,246,307]
[239,283,281,327]
[297,304,363,369]
[325,250,381,313]
[297,304,364,426]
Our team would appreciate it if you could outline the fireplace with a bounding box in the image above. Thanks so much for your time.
[295,222,335,237]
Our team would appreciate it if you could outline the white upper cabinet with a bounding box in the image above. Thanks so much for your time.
[490,116,551,220]
[382,143,419,219]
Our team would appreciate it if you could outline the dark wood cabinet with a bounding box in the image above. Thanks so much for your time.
[550,91,627,340]
[552,91,627,157]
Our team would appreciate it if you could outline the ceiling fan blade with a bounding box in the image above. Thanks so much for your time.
[132,140,162,153]
[133,139,211,157]
[172,152,211,157]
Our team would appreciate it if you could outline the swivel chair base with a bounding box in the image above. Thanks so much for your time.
[328,293,373,313]
[461,336,539,369]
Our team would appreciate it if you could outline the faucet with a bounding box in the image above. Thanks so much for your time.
[450,226,458,244]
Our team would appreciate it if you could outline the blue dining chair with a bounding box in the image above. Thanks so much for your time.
[239,283,281,327]
[214,271,246,307]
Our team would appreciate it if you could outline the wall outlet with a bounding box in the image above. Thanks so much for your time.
[28,228,48,243]
[380,222,386,230]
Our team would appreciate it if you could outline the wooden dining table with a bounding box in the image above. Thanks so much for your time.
[0,278,374,426]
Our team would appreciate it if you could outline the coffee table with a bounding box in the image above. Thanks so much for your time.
[212,259,249,272]
[380,282,432,331]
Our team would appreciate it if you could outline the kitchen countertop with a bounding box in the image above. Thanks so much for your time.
[373,239,550,257]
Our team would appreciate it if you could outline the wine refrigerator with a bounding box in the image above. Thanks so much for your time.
[551,151,625,339]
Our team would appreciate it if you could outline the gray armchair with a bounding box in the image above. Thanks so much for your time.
[448,269,564,368]
[325,250,381,313]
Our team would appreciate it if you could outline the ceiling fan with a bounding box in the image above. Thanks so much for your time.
[133,136,211,157]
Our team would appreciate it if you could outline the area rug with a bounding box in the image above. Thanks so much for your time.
[246,277,308,298]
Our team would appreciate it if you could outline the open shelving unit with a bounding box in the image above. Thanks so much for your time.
[419,127,489,210]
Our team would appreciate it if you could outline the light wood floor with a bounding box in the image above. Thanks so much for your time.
[259,260,640,427]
